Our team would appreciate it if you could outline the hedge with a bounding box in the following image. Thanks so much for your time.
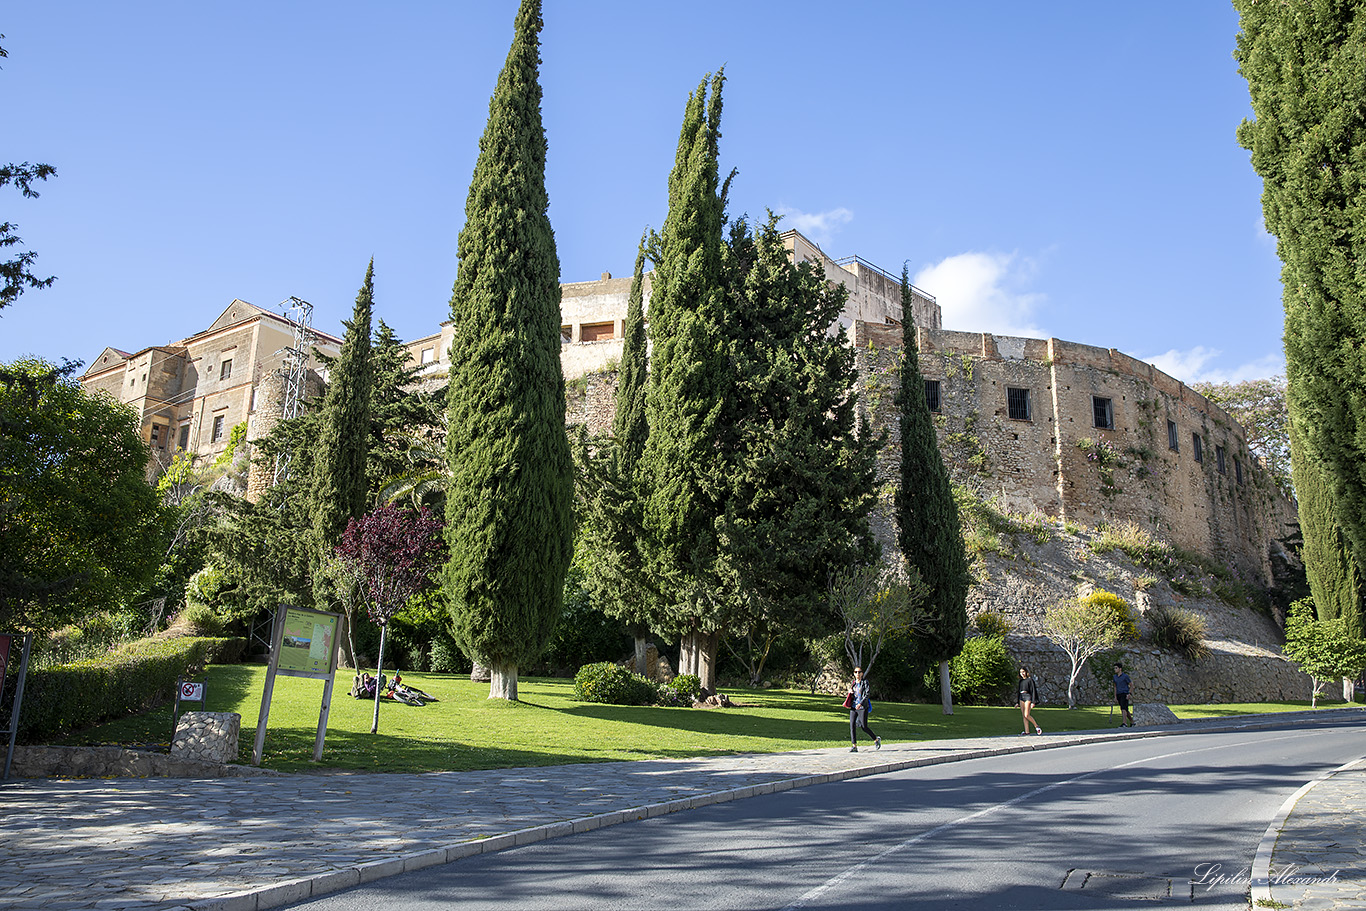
[3,635,245,743]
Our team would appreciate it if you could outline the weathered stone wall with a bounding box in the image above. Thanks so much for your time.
[852,323,1298,587]
[170,711,242,764]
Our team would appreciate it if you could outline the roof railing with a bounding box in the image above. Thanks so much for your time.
[833,254,937,303]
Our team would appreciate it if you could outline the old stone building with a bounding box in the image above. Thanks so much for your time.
[80,300,342,478]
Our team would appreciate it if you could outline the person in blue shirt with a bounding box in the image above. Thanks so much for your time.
[846,667,881,752]
[1113,663,1134,727]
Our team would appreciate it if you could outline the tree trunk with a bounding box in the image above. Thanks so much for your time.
[470,663,491,683]
[341,611,359,670]
[678,633,698,678]
[370,623,388,734]
[634,636,651,680]
[1067,655,1080,709]
[698,630,718,693]
[1344,677,1356,702]
[489,662,519,701]
[939,660,954,715]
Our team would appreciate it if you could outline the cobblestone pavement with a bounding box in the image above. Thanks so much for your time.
[2,710,1361,911]
[1263,761,1366,910]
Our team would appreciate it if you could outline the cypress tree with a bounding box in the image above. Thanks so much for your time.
[369,320,443,505]
[1236,2,1366,626]
[614,235,651,474]
[894,267,970,713]
[1291,419,1363,636]
[310,260,375,560]
[637,71,730,690]
[443,0,573,701]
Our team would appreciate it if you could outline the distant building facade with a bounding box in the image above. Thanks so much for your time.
[80,300,342,478]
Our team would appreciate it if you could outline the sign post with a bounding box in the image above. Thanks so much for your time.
[172,677,207,741]
[252,605,341,766]
[1,633,34,781]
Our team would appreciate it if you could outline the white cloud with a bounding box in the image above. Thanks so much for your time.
[1138,346,1285,385]
[913,251,1045,338]
[774,206,853,245]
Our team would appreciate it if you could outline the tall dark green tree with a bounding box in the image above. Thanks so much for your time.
[1236,1,1366,634]
[1291,419,1363,636]
[443,0,573,701]
[894,267,971,713]
[369,319,443,505]
[637,71,731,690]
[580,233,656,674]
[714,216,882,684]
[309,261,375,584]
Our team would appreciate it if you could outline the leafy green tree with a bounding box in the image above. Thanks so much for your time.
[1193,376,1292,498]
[894,267,971,714]
[443,0,574,701]
[1,39,57,312]
[0,359,167,633]
[1041,597,1129,709]
[636,71,731,690]
[1235,3,1366,625]
[827,561,930,680]
[309,261,374,568]
[1283,599,1366,706]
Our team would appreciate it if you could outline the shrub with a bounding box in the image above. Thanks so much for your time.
[572,662,657,705]
[925,635,1015,705]
[974,611,1013,638]
[429,637,468,674]
[7,635,245,743]
[166,604,226,638]
[1089,521,1173,570]
[1081,590,1140,641]
[670,673,702,701]
[1147,605,1210,660]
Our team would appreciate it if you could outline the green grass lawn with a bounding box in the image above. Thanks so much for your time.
[55,664,1362,774]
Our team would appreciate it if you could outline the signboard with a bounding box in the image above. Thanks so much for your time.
[180,681,205,702]
[275,606,340,678]
[253,605,342,766]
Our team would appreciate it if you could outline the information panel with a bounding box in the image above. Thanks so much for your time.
[276,607,340,678]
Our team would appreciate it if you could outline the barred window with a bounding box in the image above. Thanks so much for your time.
[925,379,941,413]
[1007,387,1031,421]
[1216,445,1226,475]
[1167,419,1179,452]
[1192,433,1203,464]
[1092,396,1114,430]
[1234,456,1243,485]
[212,415,226,443]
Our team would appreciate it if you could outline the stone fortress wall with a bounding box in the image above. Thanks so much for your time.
[851,322,1298,589]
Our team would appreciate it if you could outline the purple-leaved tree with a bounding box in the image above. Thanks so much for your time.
[336,504,443,733]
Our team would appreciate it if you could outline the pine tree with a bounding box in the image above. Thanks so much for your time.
[636,71,730,690]
[713,216,882,684]
[894,267,971,713]
[443,0,573,701]
[308,261,375,589]
[1236,1,1366,629]
[369,319,443,505]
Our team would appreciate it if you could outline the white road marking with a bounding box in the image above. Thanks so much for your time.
[778,731,1321,910]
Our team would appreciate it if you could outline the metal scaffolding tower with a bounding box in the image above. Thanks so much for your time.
[272,296,314,487]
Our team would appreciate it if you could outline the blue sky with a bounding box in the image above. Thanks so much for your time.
[2,2,1283,385]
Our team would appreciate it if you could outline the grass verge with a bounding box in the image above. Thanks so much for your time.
[52,664,1361,774]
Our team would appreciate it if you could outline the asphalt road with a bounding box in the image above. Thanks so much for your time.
[283,718,1365,911]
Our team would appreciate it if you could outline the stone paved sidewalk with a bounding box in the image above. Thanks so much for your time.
[2,709,1361,911]
[1262,762,1366,911]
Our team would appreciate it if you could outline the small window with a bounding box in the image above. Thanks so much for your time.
[1216,445,1226,475]
[1167,420,1179,452]
[561,325,573,343]
[580,321,615,342]
[150,425,163,449]
[925,379,941,414]
[1092,396,1114,430]
[1007,387,1031,421]
[420,347,436,364]
[1192,433,1203,464]
[178,424,191,450]
[220,359,233,380]
[1234,456,1243,485]
[211,415,226,443]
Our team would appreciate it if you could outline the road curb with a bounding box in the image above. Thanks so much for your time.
[184,707,1365,911]
[1249,752,1366,908]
